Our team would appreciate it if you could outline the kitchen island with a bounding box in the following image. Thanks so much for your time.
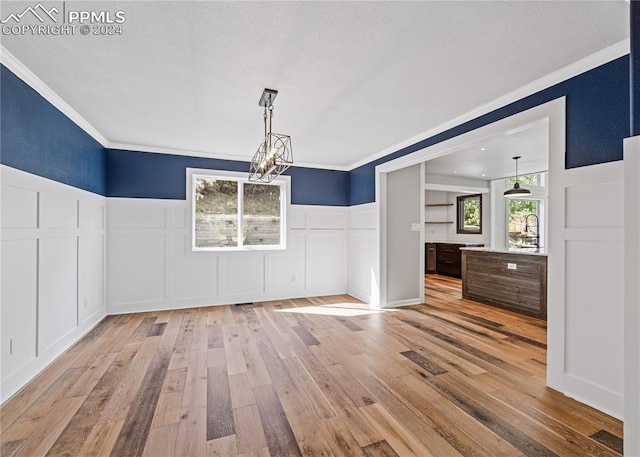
[460,247,547,320]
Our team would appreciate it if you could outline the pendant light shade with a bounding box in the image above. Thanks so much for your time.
[504,156,531,197]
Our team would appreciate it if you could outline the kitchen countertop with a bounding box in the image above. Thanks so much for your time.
[460,246,548,257]
[425,242,485,246]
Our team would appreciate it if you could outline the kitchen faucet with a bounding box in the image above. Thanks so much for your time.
[524,213,540,248]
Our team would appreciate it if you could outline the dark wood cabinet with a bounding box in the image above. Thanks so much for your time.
[436,243,464,278]
[425,243,437,273]
[425,243,484,278]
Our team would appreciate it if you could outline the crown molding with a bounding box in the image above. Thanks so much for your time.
[107,142,350,171]
[0,45,109,147]
[347,38,630,170]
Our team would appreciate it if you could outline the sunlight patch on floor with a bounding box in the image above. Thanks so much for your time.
[275,303,388,317]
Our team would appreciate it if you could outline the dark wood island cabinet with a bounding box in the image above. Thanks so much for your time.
[461,248,547,320]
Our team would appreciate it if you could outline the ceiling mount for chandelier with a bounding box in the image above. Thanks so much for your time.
[249,88,293,183]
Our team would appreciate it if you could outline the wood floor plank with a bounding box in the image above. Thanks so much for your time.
[77,420,124,457]
[253,384,302,457]
[207,434,238,457]
[361,440,399,457]
[141,423,178,457]
[282,356,337,420]
[206,365,235,441]
[291,325,321,346]
[0,276,624,457]
[63,352,118,399]
[147,322,167,337]
[360,403,437,457]
[590,430,624,455]
[174,344,208,457]
[13,396,85,457]
[109,349,171,457]
[400,349,448,375]
[319,416,366,457]
[233,404,268,455]
[359,375,463,456]
[0,439,23,457]
[283,406,337,457]
[1,367,86,442]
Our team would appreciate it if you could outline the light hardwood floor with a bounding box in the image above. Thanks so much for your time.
[0,275,623,456]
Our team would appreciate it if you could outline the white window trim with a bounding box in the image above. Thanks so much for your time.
[186,168,289,252]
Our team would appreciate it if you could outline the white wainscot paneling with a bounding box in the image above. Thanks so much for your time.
[110,201,166,228]
[267,232,306,294]
[288,210,306,230]
[172,234,218,299]
[113,233,166,305]
[565,182,624,229]
[1,185,38,228]
[0,166,106,404]
[79,201,105,229]
[1,239,38,381]
[348,203,378,304]
[220,254,265,296]
[564,240,624,414]
[348,231,376,302]
[78,235,104,323]
[107,199,349,311]
[40,193,78,228]
[349,205,377,230]
[307,231,345,293]
[307,212,345,230]
[172,207,187,229]
[38,237,78,352]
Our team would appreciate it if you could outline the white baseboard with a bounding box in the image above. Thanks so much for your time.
[564,373,624,421]
[1,310,106,404]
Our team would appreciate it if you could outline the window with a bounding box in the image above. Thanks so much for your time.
[456,194,482,234]
[508,199,542,250]
[509,172,544,186]
[192,172,286,251]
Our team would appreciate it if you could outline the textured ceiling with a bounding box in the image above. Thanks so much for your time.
[1,1,629,168]
[425,119,549,181]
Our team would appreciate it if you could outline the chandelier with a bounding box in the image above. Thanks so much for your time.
[249,88,293,182]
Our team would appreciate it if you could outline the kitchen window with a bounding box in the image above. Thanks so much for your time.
[456,194,482,234]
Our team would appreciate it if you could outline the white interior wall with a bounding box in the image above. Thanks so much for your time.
[385,164,422,307]
[490,180,507,249]
[107,198,348,313]
[1,165,106,403]
[624,136,640,456]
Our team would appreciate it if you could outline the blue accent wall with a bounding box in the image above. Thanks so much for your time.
[632,1,640,137]
[106,149,349,206]
[349,56,630,205]
[0,65,106,195]
[2,52,630,208]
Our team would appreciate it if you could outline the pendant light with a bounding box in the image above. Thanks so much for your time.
[249,88,293,183]
[504,156,531,197]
